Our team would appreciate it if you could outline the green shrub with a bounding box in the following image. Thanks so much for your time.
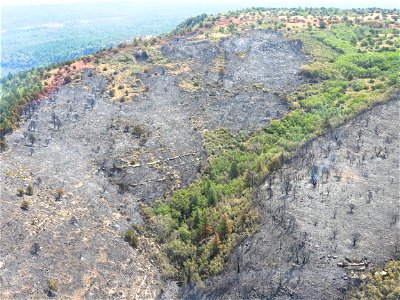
[229,161,238,179]
[124,229,139,248]
[26,185,33,196]
[47,278,58,292]
[351,81,365,91]
[300,62,338,80]
[21,200,29,211]
[17,188,25,197]
[63,76,72,84]
[348,260,400,299]
[56,188,64,200]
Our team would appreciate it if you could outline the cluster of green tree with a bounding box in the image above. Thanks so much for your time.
[0,5,398,284]
[145,22,399,283]
[348,260,400,299]
[172,13,209,34]
[170,7,399,37]
[0,60,77,147]
[0,70,43,141]
[226,7,399,18]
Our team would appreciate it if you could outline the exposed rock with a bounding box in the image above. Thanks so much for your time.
[69,216,78,226]
[30,243,41,256]
[134,49,149,62]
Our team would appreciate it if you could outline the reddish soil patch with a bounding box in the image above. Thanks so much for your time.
[213,17,241,29]
[40,60,94,100]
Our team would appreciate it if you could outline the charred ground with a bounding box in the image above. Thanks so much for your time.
[184,96,399,300]
[0,30,306,298]
[0,7,399,300]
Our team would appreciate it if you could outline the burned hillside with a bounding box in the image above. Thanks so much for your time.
[1,7,399,299]
[0,30,307,298]
[185,96,399,299]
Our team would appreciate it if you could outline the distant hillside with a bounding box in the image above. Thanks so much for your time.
[0,2,247,76]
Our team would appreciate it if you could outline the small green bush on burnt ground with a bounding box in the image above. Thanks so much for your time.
[63,75,72,84]
[17,188,25,197]
[20,200,30,211]
[26,184,33,196]
[47,278,58,292]
[124,229,139,248]
[55,188,64,201]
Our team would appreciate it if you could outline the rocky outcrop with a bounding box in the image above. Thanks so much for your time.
[133,49,149,62]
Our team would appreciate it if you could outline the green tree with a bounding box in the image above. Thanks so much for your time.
[124,229,139,248]
[349,260,400,299]
[211,234,223,257]
[229,161,239,179]
[63,75,72,84]
[206,181,218,206]
[217,214,233,240]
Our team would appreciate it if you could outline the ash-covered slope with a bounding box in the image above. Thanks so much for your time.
[0,30,306,298]
[184,97,399,299]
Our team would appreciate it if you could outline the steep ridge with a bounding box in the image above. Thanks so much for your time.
[0,71,171,299]
[184,96,399,299]
[0,30,306,298]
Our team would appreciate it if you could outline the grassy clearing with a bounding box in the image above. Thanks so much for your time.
[178,80,202,92]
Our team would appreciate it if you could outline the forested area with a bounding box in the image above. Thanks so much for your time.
[0,69,44,149]
[1,2,240,75]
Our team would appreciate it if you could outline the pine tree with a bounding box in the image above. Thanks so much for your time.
[211,234,223,257]
[244,170,254,187]
[205,181,218,206]
[230,161,238,179]
[201,215,213,240]
[192,209,201,230]
[218,214,233,239]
